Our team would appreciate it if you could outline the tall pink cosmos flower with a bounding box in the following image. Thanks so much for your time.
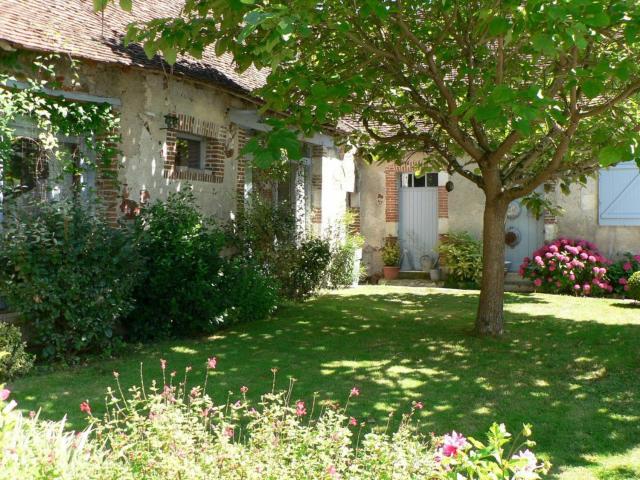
[0,388,10,401]
[441,431,467,457]
[349,416,357,426]
[80,401,91,415]
[413,401,424,410]
[295,400,307,416]
[240,385,249,394]
[207,357,217,369]
[160,359,167,370]
[350,387,360,397]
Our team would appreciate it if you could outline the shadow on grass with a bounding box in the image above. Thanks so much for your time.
[611,301,640,310]
[10,288,640,476]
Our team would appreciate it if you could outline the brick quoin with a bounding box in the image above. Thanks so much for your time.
[95,131,119,226]
[384,163,449,224]
[236,126,249,212]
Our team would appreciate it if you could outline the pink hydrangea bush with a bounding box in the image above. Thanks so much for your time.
[0,361,550,479]
[520,238,612,296]
[606,253,640,296]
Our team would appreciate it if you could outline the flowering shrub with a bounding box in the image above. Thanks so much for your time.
[520,238,612,296]
[606,253,640,296]
[0,361,550,479]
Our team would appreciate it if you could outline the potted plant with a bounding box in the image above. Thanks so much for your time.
[381,237,401,280]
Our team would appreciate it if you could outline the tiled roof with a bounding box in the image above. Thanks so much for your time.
[0,0,268,94]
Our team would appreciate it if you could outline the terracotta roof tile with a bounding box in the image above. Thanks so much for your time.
[0,0,268,93]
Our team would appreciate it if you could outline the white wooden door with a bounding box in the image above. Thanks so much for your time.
[505,199,544,271]
[398,173,438,271]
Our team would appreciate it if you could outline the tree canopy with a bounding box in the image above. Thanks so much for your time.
[110,0,640,334]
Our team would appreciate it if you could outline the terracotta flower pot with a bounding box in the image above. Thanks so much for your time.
[383,266,401,280]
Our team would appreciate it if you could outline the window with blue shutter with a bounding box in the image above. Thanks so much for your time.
[599,161,640,226]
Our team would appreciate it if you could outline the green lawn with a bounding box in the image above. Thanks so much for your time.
[8,286,640,479]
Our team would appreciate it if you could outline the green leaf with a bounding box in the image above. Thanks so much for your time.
[531,33,556,56]
[488,17,509,37]
[163,47,178,65]
[599,146,625,167]
[143,41,157,60]
[581,79,603,99]
[119,0,132,12]
[92,0,109,11]
[585,13,610,28]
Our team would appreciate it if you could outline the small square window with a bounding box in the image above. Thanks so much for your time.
[413,174,426,187]
[175,136,204,169]
[426,173,439,187]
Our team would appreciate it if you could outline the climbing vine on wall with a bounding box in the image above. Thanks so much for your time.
[0,52,120,197]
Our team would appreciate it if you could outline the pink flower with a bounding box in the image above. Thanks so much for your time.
[569,274,576,282]
[350,387,360,397]
[533,278,543,287]
[549,245,558,253]
[624,285,630,291]
[224,426,234,438]
[160,359,167,370]
[413,401,424,410]
[588,256,596,263]
[634,255,640,262]
[442,431,467,457]
[583,284,591,294]
[574,284,581,291]
[326,465,339,478]
[545,252,553,259]
[619,277,628,285]
[240,385,249,394]
[556,281,562,288]
[207,357,217,369]
[295,401,307,416]
[0,389,10,401]
[349,416,357,426]
[80,401,91,415]
[580,252,588,260]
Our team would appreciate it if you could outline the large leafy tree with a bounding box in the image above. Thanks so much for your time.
[112,0,640,335]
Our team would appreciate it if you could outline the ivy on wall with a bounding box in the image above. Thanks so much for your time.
[0,52,121,197]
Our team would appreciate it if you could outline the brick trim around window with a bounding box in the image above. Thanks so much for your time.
[163,113,227,184]
[384,163,448,223]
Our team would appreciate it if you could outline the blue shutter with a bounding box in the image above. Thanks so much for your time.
[599,161,640,226]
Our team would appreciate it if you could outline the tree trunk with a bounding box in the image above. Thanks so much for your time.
[475,196,509,336]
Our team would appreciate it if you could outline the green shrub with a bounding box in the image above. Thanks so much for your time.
[228,195,331,300]
[381,237,401,266]
[327,213,365,288]
[220,257,280,325]
[129,190,278,340]
[0,365,550,480]
[628,271,640,301]
[0,200,140,361]
[437,232,483,284]
[0,323,34,380]
[128,190,229,340]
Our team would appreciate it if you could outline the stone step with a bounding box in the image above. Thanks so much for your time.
[397,270,430,280]
[379,279,441,287]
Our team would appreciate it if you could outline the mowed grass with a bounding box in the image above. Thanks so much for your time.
[8,286,640,479]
